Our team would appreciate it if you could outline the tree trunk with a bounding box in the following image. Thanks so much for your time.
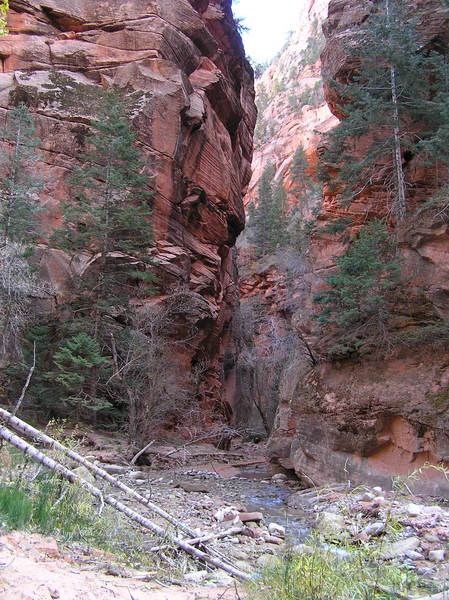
[386,0,407,221]
[0,423,250,581]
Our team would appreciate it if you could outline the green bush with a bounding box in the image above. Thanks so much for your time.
[314,221,400,358]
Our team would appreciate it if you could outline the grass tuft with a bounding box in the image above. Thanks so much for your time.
[248,536,427,600]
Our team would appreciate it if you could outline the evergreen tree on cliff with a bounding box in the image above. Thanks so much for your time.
[50,91,155,415]
[0,104,46,357]
[247,163,289,256]
[321,0,445,221]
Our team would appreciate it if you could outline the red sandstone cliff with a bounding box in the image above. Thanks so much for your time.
[0,0,256,421]
[239,0,449,492]
[245,0,336,211]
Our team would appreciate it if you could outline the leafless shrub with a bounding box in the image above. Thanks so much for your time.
[0,242,52,358]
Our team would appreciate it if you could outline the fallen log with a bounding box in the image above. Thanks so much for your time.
[230,459,266,468]
[150,526,244,552]
[0,408,237,568]
[0,408,197,538]
[0,424,250,581]
[413,593,449,600]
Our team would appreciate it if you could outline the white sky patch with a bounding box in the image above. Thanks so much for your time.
[233,0,301,64]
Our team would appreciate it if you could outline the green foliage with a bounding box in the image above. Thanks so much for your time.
[0,0,8,35]
[320,0,449,218]
[248,539,423,600]
[322,217,352,235]
[0,104,42,246]
[247,163,289,256]
[299,21,325,67]
[291,145,309,187]
[0,483,33,529]
[314,221,399,358]
[289,80,324,112]
[49,332,112,415]
[51,89,155,320]
[287,145,322,252]
[0,105,47,357]
[52,90,154,312]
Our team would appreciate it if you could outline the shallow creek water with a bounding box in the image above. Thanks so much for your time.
[145,463,311,544]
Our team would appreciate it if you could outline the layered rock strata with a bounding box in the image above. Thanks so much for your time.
[267,0,449,492]
[0,0,256,418]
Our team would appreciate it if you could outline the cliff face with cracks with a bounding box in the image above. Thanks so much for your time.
[266,0,449,493]
[0,0,256,419]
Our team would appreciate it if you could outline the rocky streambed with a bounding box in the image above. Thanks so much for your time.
[96,448,449,593]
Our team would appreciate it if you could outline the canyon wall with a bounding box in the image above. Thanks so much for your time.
[0,0,256,420]
[287,0,449,493]
[240,0,449,493]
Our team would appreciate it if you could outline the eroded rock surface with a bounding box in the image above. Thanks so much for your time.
[1,0,256,416]
[238,0,449,491]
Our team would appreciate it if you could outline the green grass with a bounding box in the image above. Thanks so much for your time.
[247,538,427,600]
[0,450,153,568]
[0,484,33,529]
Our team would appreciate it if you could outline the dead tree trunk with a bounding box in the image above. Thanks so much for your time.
[0,424,250,581]
[386,0,407,221]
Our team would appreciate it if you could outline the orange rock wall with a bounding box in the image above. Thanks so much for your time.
[238,0,449,491]
[1,0,256,419]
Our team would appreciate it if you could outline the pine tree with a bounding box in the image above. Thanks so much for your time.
[0,104,45,357]
[314,221,399,357]
[50,90,155,415]
[0,104,42,247]
[247,162,275,256]
[247,163,291,256]
[321,0,442,221]
[52,90,155,331]
[50,332,112,418]
[268,180,289,250]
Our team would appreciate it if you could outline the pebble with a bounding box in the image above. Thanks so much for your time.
[256,554,277,569]
[381,536,420,559]
[184,570,208,583]
[231,549,249,561]
[406,503,423,517]
[362,521,385,537]
[423,533,440,543]
[317,512,345,538]
[372,486,383,495]
[239,511,264,523]
[268,523,286,538]
[72,466,96,485]
[405,550,424,560]
[128,471,146,480]
[361,492,375,502]
[214,507,238,522]
[101,464,127,475]
[206,570,234,586]
[428,549,445,562]
[271,473,288,483]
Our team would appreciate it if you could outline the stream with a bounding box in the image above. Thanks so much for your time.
[144,462,311,545]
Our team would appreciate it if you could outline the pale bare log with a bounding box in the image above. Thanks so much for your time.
[0,407,198,538]
[12,341,35,416]
[151,526,243,552]
[0,424,250,581]
[130,440,155,465]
